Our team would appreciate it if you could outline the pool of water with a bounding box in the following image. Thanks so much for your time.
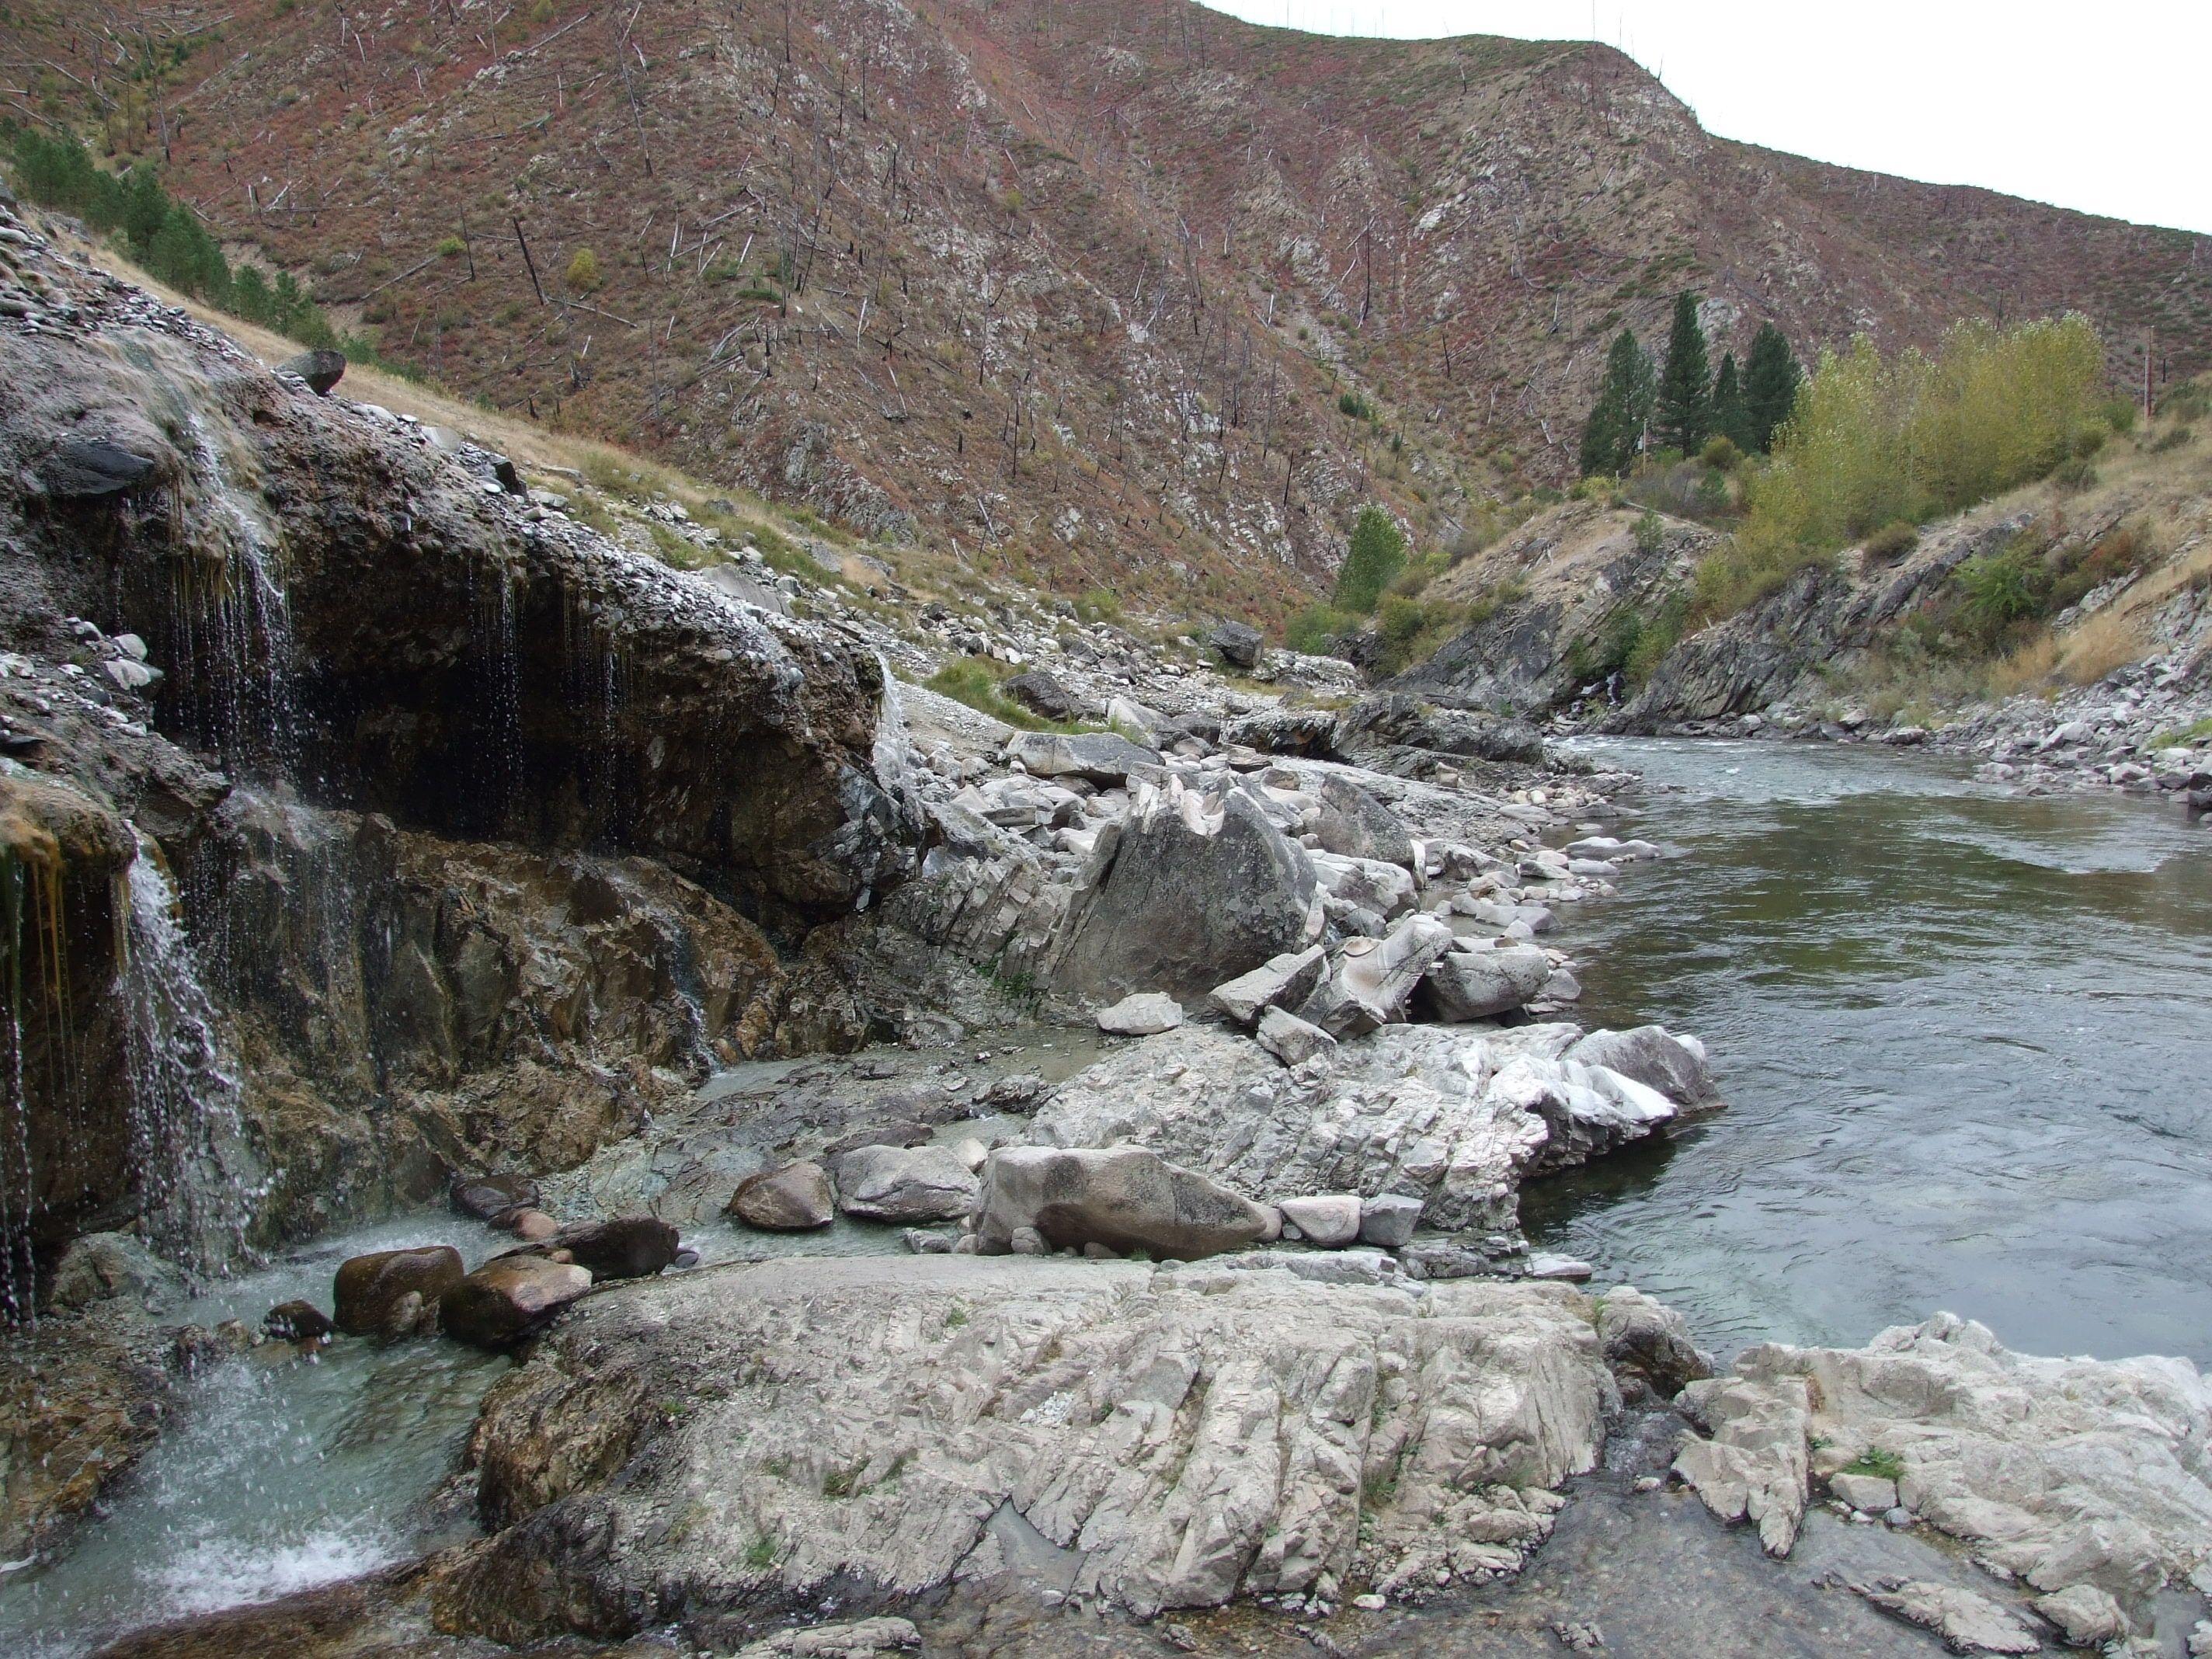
[1529,737,2212,1363]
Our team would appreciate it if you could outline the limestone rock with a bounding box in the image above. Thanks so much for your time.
[1210,946,1326,1026]
[2033,1584,2128,1647]
[1562,1026,1718,1108]
[1303,915,1455,1036]
[974,1146,1272,1259]
[1096,992,1184,1037]
[1853,1580,2043,1654]
[1595,1285,1711,1398]
[1052,776,1316,1003]
[1672,1372,1811,1556]
[729,1161,836,1230]
[736,1616,923,1656]
[1310,775,1415,869]
[833,1144,979,1223]
[1256,1006,1336,1067]
[1277,1194,1362,1247]
[438,1257,1616,1635]
[332,1246,465,1337]
[1422,945,1553,1021]
[1003,730,1158,784]
[439,1255,593,1348]
[1001,670,1083,722]
[1357,1192,1424,1249]
[45,1232,183,1313]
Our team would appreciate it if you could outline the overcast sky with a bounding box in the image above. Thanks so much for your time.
[1202,2,2212,236]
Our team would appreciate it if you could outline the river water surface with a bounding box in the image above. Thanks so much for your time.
[1534,737,2212,1363]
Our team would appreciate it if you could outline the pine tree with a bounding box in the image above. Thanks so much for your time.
[1654,290,1712,454]
[1744,321,1803,453]
[1709,353,1753,452]
[1333,506,1406,614]
[1577,329,1655,477]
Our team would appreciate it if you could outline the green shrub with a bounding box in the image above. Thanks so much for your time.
[1286,603,1358,655]
[1633,510,1665,555]
[1075,587,1122,624]
[2151,426,2195,454]
[1332,506,1406,614]
[436,235,467,259]
[1337,391,1375,421]
[922,659,1083,733]
[1956,541,2049,647]
[1862,520,1919,562]
[1700,435,1742,471]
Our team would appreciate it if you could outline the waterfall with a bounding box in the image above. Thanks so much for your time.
[0,842,40,1322]
[121,838,260,1280]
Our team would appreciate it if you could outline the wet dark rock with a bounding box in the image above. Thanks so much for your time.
[727,1160,835,1230]
[40,435,161,498]
[510,1217,680,1281]
[821,1120,934,1156]
[1595,1286,1713,1399]
[45,1231,183,1313]
[489,453,526,495]
[262,1299,334,1341]
[439,1255,593,1348]
[275,348,346,395]
[333,1246,466,1336]
[453,1174,542,1221]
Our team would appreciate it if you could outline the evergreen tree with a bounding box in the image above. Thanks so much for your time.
[1654,290,1712,454]
[1577,328,1655,477]
[1744,321,1803,453]
[1709,353,1753,452]
[1333,505,1406,614]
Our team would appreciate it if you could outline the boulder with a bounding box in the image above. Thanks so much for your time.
[1277,1194,1362,1247]
[332,1246,465,1337]
[517,1218,680,1281]
[1303,914,1456,1036]
[44,1231,183,1313]
[822,1121,934,1156]
[452,1174,541,1221]
[832,1144,979,1223]
[1208,621,1264,669]
[1334,695,1545,763]
[736,1616,923,1657]
[1310,775,1415,869]
[1220,708,1339,756]
[1563,1026,1718,1108]
[1307,851,1417,920]
[1209,945,1326,1026]
[1828,1471,1898,1513]
[728,1161,836,1230]
[2033,1584,2130,1647]
[1052,777,1317,1004]
[438,1256,593,1348]
[1672,1372,1812,1556]
[441,1257,1616,1629]
[1001,670,1083,722]
[1422,944,1553,1021]
[275,347,347,395]
[1486,1054,1678,1172]
[974,1146,1274,1260]
[40,436,160,499]
[261,1299,333,1341]
[1852,1581,2042,1654]
[1003,730,1159,784]
[1595,1285,1712,1398]
[1357,1192,1424,1250]
[1096,992,1184,1036]
[1255,1006,1335,1066]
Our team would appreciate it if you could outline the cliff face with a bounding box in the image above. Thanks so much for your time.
[0,209,920,1284]
[12,1,2205,614]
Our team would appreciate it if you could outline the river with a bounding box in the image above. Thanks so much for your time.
[1534,736,2212,1364]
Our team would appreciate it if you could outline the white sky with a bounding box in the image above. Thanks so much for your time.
[1201,2,2212,236]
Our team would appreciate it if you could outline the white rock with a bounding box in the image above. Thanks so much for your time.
[1854,1581,2041,1654]
[1828,1472,1898,1513]
[1276,1194,1362,1247]
[2033,1582,2129,1647]
[1097,993,1185,1036]
[1256,1006,1336,1067]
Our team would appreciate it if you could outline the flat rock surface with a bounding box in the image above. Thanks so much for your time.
[440,1256,1617,1640]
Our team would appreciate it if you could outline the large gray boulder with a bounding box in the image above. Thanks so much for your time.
[1310,774,1415,868]
[1052,776,1317,1003]
[1563,1026,1717,1108]
[276,346,347,395]
[1209,945,1326,1026]
[974,1146,1274,1259]
[1003,729,1158,784]
[1423,944,1553,1021]
[1208,621,1264,669]
[727,1161,835,1230]
[1302,914,1455,1036]
[833,1144,979,1223]
[1001,670,1083,722]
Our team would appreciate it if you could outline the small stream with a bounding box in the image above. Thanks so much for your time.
[1532,737,2212,1363]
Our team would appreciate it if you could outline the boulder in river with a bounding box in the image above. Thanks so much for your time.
[728,1161,836,1230]
[1562,1026,1717,1108]
[452,1174,542,1221]
[832,1144,979,1223]
[332,1246,465,1337]
[506,1218,680,1281]
[439,1256,593,1348]
[1422,944,1553,1021]
[1595,1285,1712,1399]
[261,1299,334,1342]
[974,1145,1274,1260]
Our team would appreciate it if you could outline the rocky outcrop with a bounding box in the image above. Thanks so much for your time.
[1672,1311,2212,1631]
[434,1257,1617,1642]
[972,1146,1274,1258]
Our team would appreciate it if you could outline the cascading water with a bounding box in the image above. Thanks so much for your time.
[120,837,260,1280]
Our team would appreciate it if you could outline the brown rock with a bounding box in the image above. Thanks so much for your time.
[728,1161,835,1230]
[500,1206,560,1241]
[510,1217,679,1281]
[452,1174,541,1221]
[439,1257,593,1348]
[332,1246,465,1337]
[261,1299,333,1341]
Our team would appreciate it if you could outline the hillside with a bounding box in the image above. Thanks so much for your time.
[12,0,2210,620]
